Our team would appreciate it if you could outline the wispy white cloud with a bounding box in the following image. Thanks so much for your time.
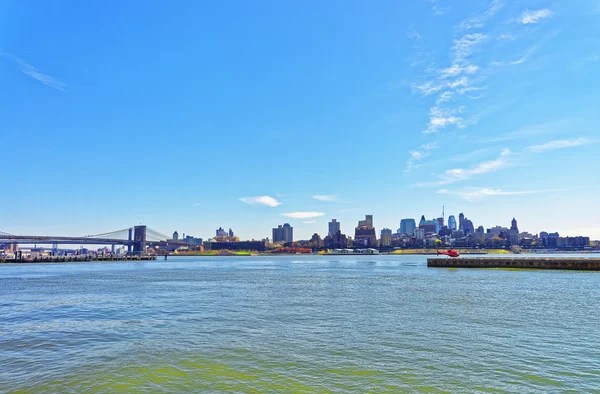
[412,149,515,186]
[492,31,559,66]
[439,64,479,78]
[409,150,426,160]
[498,33,517,41]
[436,91,454,105]
[510,44,541,65]
[424,106,464,134]
[429,0,449,16]
[414,76,472,96]
[406,142,439,171]
[452,33,488,62]
[421,141,438,150]
[312,195,338,202]
[437,186,561,202]
[519,9,553,24]
[456,86,486,95]
[281,212,325,219]
[413,80,444,96]
[239,196,281,207]
[528,138,591,153]
[0,50,66,91]
[459,0,505,30]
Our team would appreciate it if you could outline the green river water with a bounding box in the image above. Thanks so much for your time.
[1,255,599,393]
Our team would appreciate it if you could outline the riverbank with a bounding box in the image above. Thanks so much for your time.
[1,255,157,263]
[173,248,511,257]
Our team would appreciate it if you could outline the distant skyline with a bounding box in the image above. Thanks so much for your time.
[2,0,599,240]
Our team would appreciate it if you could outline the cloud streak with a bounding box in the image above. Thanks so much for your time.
[312,195,338,202]
[459,0,505,30]
[239,196,281,207]
[437,187,561,202]
[519,9,553,24]
[528,138,591,153]
[415,149,514,186]
[424,106,464,134]
[0,50,66,91]
[281,212,325,219]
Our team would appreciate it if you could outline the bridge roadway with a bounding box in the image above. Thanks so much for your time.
[0,226,195,250]
[0,237,192,248]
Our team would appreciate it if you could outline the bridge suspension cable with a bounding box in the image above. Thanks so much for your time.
[83,228,132,239]
[146,228,170,241]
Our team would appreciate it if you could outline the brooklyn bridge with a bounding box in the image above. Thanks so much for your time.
[0,226,189,254]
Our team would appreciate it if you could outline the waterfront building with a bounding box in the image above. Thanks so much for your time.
[310,233,323,249]
[183,235,203,245]
[540,232,560,247]
[487,226,509,237]
[216,227,227,237]
[464,218,475,235]
[172,231,179,241]
[459,213,465,232]
[507,218,519,246]
[358,215,373,229]
[419,215,440,234]
[273,226,283,243]
[273,223,293,243]
[508,230,519,246]
[448,215,457,231]
[380,228,392,247]
[556,236,590,248]
[399,218,416,235]
[328,219,341,237]
[228,228,234,237]
[206,241,266,252]
[451,230,465,239]
[355,215,376,247]
[415,228,425,240]
[324,230,348,249]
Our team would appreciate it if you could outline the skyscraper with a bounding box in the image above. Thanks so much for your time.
[448,215,457,231]
[355,215,376,247]
[358,215,373,229]
[328,219,341,237]
[509,218,519,246]
[459,213,465,232]
[272,223,293,243]
[419,215,441,234]
[510,218,519,232]
[399,219,416,235]
[380,228,392,247]
[282,223,293,243]
[172,231,179,240]
[464,219,475,235]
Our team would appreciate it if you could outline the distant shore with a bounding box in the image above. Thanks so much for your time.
[173,249,515,257]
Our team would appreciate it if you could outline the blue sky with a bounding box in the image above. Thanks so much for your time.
[1,0,599,241]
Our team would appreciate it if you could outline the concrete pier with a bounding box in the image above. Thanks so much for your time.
[428,257,600,270]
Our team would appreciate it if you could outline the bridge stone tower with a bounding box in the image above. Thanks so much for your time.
[132,225,147,254]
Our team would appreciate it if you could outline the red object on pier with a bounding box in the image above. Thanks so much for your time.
[437,249,460,258]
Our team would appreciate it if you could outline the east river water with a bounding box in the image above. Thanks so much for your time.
[1,255,599,393]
